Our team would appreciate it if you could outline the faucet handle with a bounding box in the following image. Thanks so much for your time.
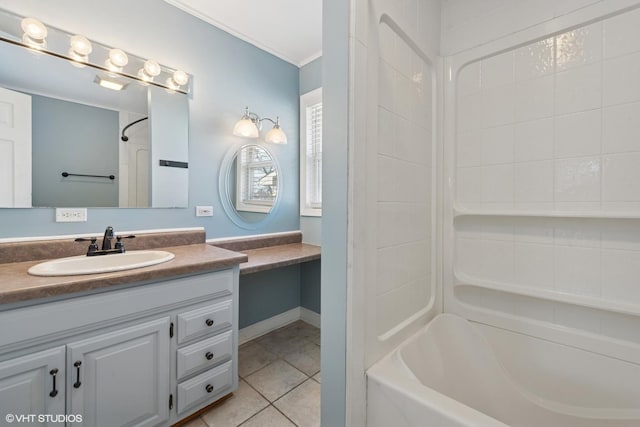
[75,237,98,255]
[114,235,135,252]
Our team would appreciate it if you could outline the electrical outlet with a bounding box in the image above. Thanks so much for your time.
[55,208,88,222]
[196,206,213,217]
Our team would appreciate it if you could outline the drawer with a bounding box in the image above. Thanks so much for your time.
[177,360,232,413]
[177,331,232,380]
[177,299,232,344]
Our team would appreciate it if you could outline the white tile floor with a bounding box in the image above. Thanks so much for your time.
[184,321,321,427]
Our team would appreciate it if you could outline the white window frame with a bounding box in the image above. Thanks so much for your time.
[235,145,277,214]
[300,87,322,217]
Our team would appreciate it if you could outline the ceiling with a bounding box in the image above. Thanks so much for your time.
[164,0,322,67]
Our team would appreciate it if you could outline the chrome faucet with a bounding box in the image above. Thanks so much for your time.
[101,226,115,250]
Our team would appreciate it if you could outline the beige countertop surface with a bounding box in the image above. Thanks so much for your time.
[0,244,248,305]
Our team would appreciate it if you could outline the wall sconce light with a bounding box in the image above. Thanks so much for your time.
[21,17,47,49]
[233,107,288,144]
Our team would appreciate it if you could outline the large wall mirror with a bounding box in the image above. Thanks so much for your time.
[219,144,282,229]
[0,9,189,208]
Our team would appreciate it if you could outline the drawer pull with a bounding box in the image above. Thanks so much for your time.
[49,368,59,397]
[205,351,214,360]
[205,384,214,393]
[205,318,214,327]
[73,361,82,388]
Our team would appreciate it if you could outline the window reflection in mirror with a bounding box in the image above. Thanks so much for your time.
[235,145,278,213]
[223,144,281,226]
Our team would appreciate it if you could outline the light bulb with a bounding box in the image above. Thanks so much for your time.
[109,49,128,67]
[21,17,47,49]
[68,35,92,66]
[172,70,189,86]
[144,60,161,77]
[138,59,161,83]
[21,18,47,40]
[69,35,92,56]
[105,48,128,72]
[165,70,189,90]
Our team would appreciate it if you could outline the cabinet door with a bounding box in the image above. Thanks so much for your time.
[67,317,170,427]
[0,346,65,427]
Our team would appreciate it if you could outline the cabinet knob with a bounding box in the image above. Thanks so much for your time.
[205,318,214,327]
[205,384,214,393]
[205,351,214,360]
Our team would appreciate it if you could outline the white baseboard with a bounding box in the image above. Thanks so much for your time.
[300,307,321,328]
[239,306,321,345]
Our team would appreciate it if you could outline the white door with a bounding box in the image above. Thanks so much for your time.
[128,143,149,208]
[0,86,31,207]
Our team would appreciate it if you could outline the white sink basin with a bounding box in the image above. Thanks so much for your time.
[28,250,175,276]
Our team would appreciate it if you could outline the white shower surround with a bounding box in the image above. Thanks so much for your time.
[362,0,640,425]
[368,314,640,427]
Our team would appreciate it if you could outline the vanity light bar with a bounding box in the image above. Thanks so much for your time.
[0,8,191,94]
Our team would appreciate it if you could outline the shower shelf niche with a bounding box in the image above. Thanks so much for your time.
[455,272,640,318]
[453,207,640,220]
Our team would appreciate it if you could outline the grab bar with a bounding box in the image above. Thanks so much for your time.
[62,172,115,180]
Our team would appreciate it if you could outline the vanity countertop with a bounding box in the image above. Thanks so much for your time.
[239,243,320,275]
[0,244,247,305]
[208,231,321,275]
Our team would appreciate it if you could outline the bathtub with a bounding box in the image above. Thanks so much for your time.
[366,314,640,427]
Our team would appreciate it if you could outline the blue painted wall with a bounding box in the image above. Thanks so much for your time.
[299,56,322,95]
[239,265,301,328]
[0,0,300,239]
[301,260,321,314]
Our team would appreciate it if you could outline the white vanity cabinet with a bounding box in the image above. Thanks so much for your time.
[0,347,66,427]
[67,317,171,427]
[0,267,240,427]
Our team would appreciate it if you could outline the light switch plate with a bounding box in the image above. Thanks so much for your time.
[56,208,88,222]
[196,206,213,217]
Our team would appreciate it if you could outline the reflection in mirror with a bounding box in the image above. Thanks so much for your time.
[0,10,189,208]
[220,144,281,228]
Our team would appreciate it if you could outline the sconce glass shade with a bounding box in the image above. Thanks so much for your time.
[233,117,259,138]
[265,124,287,144]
